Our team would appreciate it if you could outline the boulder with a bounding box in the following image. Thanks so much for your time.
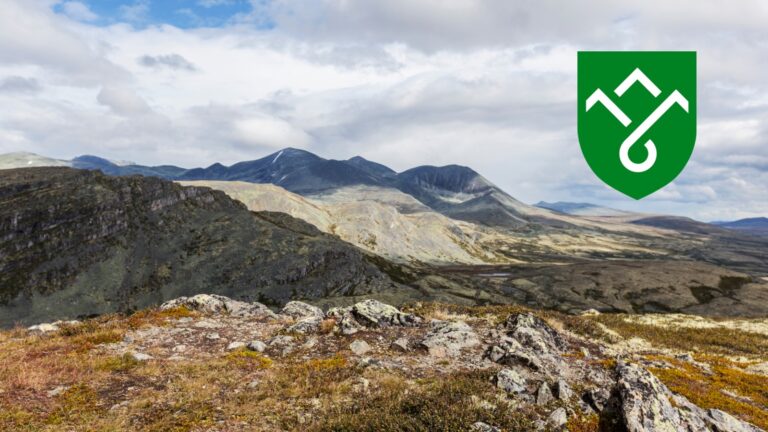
[280,301,324,320]
[547,407,568,429]
[471,422,501,432]
[615,362,681,432]
[349,340,371,356]
[485,313,566,374]
[227,341,246,351]
[350,300,421,328]
[390,337,410,352]
[496,368,527,395]
[536,381,554,405]
[419,320,480,356]
[247,340,267,353]
[161,294,277,319]
[27,323,59,333]
[287,316,323,334]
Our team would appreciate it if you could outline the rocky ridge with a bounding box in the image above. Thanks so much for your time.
[7,295,765,431]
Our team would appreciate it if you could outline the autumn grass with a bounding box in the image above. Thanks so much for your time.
[649,355,768,429]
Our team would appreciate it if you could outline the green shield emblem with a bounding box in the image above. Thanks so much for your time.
[577,51,696,199]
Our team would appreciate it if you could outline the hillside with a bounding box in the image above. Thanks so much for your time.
[1,295,765,431]
[0,168,404,326]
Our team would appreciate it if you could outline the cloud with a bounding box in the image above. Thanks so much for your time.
[137,54,198,71]
[0,0,767,221]
[97,86,151,116]
[60,1,98,22]
[0,76,41,93]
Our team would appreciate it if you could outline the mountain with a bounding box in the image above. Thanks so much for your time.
[0,149,564,229]
[536,201,633,217]
[0,152,69,169]
[179,181,498,264]
[714,217,768,235]
[0,167,410,326]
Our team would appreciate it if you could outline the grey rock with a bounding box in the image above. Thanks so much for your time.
[547,407,568,429]
[130,352,152,362]
[419,320,480,356]
[554,379,572,400]
[205,332,220,340]
[536,382,554,405]
[390,337,410,352]
[583,387,611,412]
[349,340,371,356]
[486,313,566,375]
[287,316,323,334]
[47,386,69,397]
[161,294,277,319]
[707,409,763,432]
[280,301,324,320]
[27,323,59,333]
[350,299,421,328]
[615,362,681,432]
[471,422,501,432]
[247,340,267,353]
[227,341,246,350]
[339,312,362,335]
[496,368,526,394]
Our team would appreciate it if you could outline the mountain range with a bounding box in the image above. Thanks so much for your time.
[2,149,768,325]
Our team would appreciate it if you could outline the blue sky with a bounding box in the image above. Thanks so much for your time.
[52,0,260,28]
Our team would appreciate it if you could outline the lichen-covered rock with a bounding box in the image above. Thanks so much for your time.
[547,407,568,429]
[419,320,480,356]
[350,300,421,328]
[496,368,526,394]
[247,340,267,353]
[615,362,681,432]
[471,422,501,432]
[349,340,371,356]
[536,382,554,405]
[161,294,277,319]
[287,316,323,334]
[485,313,566,375]
[390,337,410,352]
[280,301,324,320]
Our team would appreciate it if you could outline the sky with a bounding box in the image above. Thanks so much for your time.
[0,0,767,221]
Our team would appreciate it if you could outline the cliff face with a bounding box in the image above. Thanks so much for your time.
[0,168,397,326]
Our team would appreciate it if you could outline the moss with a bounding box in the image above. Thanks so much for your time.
[566,413,600,432]
[97,353,142,372]
[226,350,274,370]
[309,370,536,432]
[46,383,102,425]
[649,355,768,429]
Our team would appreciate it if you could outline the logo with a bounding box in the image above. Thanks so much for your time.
[577,51,696,199]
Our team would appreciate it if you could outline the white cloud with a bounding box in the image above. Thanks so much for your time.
[0,0,766,220]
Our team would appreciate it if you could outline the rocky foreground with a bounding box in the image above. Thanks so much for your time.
[2,296,768,431]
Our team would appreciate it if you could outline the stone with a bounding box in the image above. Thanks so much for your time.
[27,323,59,333]
[554,379,572,400]
[172,344,187,353]
[47,386,69,397]
[496,368,526,395]
[161,294,277,319]
[615,362,681,432]
[390,337,410,352]
[287,316,323,334]
[350,300,421,328]
[227,341,246,350]
[536,382,554,405]
[707,409,763,432]
[205,332,220,340]
[583,387,611,412]
[580,308,601,316]
[471,422,501,432]
[350,340,371,356]
[247,340,267,353]
[547,407,568,429]
[419,320,480,356]
[339,312,362,335]
[280,301,324,320]
[130,352,153,362]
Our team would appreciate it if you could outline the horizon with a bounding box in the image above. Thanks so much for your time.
[1,1,767,221]
[2,146,752,223]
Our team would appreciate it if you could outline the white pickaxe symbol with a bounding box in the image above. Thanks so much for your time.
[586,68,689,173]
